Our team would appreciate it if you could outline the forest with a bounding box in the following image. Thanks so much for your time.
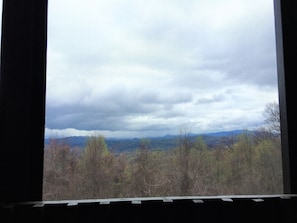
[43,102,283,200]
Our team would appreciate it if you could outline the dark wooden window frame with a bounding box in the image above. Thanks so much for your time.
[0,0,296,203]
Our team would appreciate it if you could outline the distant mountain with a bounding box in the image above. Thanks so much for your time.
[44,129,250,153]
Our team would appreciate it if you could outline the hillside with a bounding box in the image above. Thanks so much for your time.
[44,129,249,153]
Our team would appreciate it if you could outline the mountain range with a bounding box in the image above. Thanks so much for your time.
[44,129,251,153]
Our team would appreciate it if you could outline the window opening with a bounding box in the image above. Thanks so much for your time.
[44,0,282,200]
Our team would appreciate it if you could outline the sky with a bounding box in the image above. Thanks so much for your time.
[45,0,279,139]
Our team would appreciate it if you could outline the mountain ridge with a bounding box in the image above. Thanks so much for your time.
[44,129,250,153]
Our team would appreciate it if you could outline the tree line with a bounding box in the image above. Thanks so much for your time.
[43,102,283,200]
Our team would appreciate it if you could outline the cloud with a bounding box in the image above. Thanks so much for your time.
[45,0,278,138]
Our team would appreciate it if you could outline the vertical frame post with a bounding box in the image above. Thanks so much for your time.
[0,0,48,202]
[274,0,297,194]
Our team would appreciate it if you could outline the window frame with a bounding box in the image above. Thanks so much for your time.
[0,0,47,202]
[274,0,297,194]
[0,0,296,203]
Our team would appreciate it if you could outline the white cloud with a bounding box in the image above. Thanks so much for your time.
[45,0,278,138]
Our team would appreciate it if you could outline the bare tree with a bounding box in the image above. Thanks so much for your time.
[43,139,80,200]
[131,139,165,197]
[263,102,280,134]
[176,125,193,195]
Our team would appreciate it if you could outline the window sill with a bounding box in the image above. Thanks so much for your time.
[1,194,297,222]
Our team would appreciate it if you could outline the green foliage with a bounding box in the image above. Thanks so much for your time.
[195,135,207,151]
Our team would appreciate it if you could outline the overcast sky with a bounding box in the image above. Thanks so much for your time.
[45,0,279,139]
